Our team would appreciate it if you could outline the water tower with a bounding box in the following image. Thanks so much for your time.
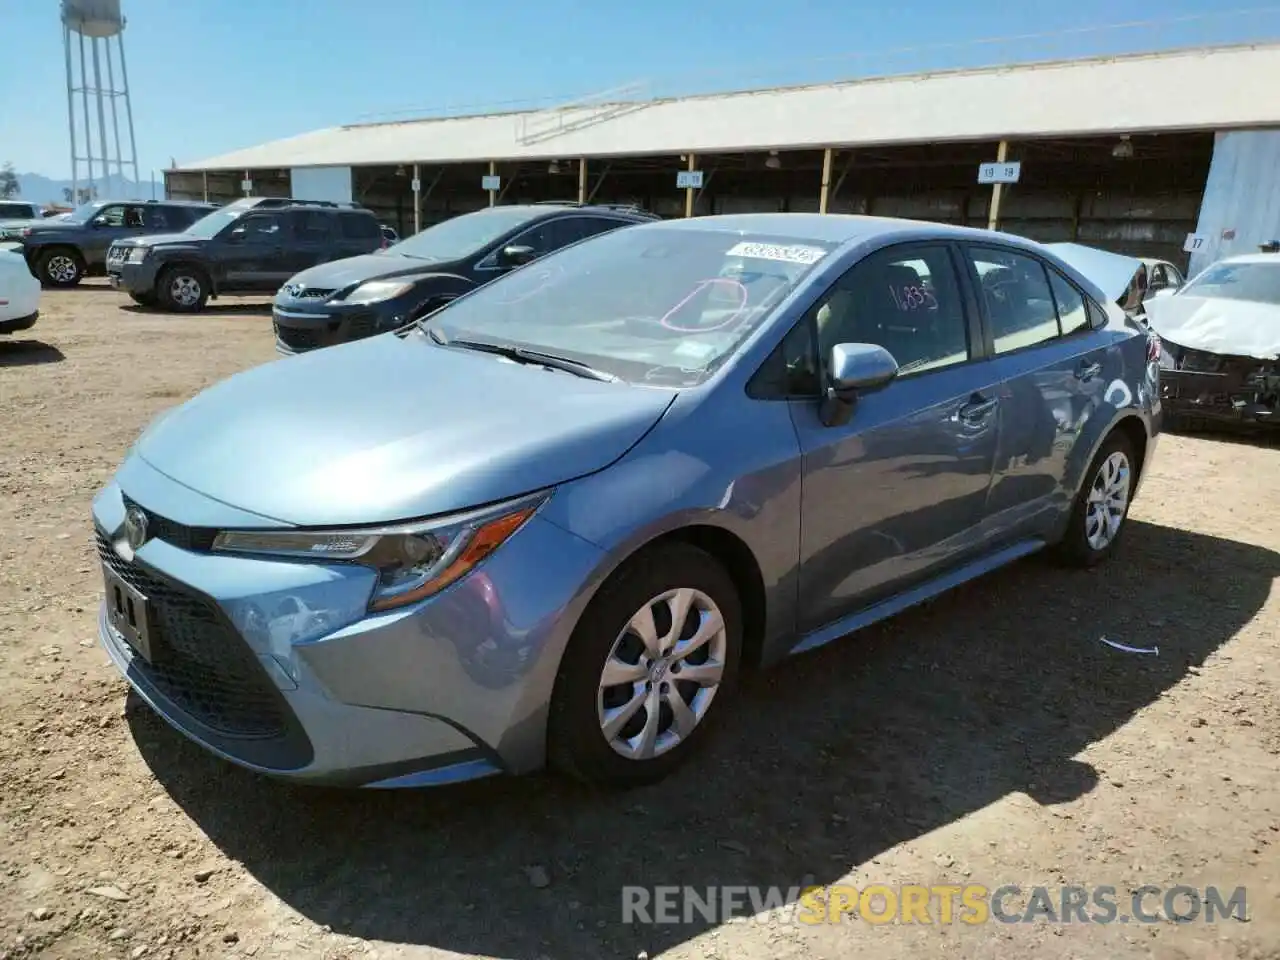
[61,0,140,204]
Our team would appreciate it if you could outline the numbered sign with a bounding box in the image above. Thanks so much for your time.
[240,179,253,192]
[481,174,501,191]
[411,178,422,193]
[676,170,704,190]
[977,162,1021,185]
[1183,233,1208,253]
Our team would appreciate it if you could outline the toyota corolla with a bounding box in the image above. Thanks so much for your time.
[92,213,1160,789]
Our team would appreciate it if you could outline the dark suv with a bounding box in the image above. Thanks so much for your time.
[107,197,385,312]
[271,201,658,355]
[17,199,216,287]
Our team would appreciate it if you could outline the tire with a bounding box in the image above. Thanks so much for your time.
[36,247,84,288]
[1054,430,1138,568]
[548,542,743,788]
[156,265,210,313]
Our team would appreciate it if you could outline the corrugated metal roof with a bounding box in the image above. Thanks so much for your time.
[181,43,1280,171]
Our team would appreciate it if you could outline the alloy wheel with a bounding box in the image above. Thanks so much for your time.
[1085,450,1131,551]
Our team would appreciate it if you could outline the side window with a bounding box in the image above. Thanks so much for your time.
[814,244,970,377]
[512,217,595,255]
[1086,298,1110,329]
[1048,269,1090,336]
[1149,264,1168,288]
[95,205,126,227]
[967,247,1060,355]
[122,205,147,228]
[338,212,379,241]
[747,317,820,399]
[292,211,332,242]
[235,213,283,241]
[143,206,170,230]
[1167,264,1185,286]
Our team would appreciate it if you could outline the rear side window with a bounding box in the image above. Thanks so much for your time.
[967,248,1061,354]
[1047,269,1090,336]
[338,212,380,240]
[293,210,333,241]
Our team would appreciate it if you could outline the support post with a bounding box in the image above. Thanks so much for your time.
[819,147,834,214]
[685,153,696,218]
[115,33,141,187]
[202,170,208,203]
[90,38,111,194]
[578,159,587,204]
[488,160,496,207]
[244,169,251,198]
[412,163,421,234]
[63,24,78,205]
[987,140,1009,231]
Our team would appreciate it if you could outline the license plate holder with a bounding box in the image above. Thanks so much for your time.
[102,564,154,663]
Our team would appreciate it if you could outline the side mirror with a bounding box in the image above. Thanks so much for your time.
[820,342,899,427]
[90,216,108,228]
[226,226,247,243]
[500,244,536,266]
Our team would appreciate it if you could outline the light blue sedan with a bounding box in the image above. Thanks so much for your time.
[92,213,1161,789]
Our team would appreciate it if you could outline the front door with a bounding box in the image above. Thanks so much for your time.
[84,204,149,266]
[221,211,290,290]
[791,241,1001,634]
[961,243,1115,539]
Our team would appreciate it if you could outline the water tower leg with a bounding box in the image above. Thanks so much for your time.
[105,40,124,187]
[90,39,112,196]
[115,33,141,190]
[78,32,94,197]
[63,23,78,206]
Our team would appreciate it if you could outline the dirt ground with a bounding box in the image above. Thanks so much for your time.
[1,282,1279,960]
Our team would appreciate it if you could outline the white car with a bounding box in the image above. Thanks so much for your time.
[0,248,40,336]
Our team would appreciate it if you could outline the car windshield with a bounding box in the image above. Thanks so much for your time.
[183,208,245,239]
[423,226,838,387]
[1184,261,1280,306]
[62,201,107,224]
[390,207,545,261]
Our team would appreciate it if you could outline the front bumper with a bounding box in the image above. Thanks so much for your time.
[271,299,405,355]
[106,257,161,294]
[91,461,606,786]
[1160,367,1279,428]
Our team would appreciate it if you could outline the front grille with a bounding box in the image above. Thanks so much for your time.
[121,495,217,552]
[298,287,336,299]
[345,313,379,339]
[97,534,287,739]
[273,320,321,351]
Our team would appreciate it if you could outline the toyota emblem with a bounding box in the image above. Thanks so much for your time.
[123,507,149,552]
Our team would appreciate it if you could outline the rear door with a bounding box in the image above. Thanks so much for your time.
[280,209,338,278]
[959,243,1114,540]
[336,212,383,259]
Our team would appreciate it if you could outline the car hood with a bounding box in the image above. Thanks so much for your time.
[20,221,77,236]
[1144,295,1280,360]
[1044,243,1143,304]
[133,330,676,527]
[120,232,203,248]
[283,252,456,292]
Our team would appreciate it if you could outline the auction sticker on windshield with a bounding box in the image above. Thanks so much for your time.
[726,241,828,265]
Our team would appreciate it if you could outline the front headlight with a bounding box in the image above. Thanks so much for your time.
[343,279,415,305]
[127,247,148,263]
[211,491,547,612]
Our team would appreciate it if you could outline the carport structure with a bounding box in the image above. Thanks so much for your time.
[165,42,1280,270]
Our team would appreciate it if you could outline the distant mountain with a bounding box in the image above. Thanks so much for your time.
[14,171,165,206]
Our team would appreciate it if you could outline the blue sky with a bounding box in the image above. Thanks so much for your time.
[2,0,1277,180]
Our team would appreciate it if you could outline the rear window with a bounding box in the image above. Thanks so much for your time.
[339,212,380,240]
[0,203,37,219]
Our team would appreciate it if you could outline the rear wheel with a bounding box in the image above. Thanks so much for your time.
[157,265,209,313]
[1054,431,1137,567]
[549,543,742,787]
[37,248,83,288]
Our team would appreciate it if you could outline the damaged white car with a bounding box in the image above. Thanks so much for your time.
[1143,254,1280,430]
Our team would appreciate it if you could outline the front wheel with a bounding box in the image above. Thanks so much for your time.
[157,266,210,313]
[549,543,742,788]
[37,248,84,288]
[1054,431,1137,567]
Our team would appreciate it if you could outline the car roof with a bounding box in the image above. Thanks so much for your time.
[637,212,1054,249]
[483,203,655,221]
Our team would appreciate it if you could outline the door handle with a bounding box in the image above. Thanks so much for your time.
[959,395,998,421]
[1076,360,1102,382]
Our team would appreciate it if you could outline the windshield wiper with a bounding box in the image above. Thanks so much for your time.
[428,331,618,382]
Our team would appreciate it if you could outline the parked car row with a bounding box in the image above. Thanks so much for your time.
[90,209,1166,792]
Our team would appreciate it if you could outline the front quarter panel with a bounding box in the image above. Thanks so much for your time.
[540,382,805,666]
